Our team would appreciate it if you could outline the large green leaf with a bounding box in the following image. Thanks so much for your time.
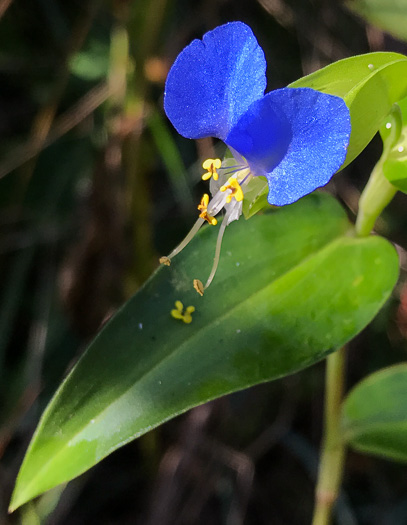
[291,52,407,168]
[10,194,399,510]
[342,363,407,462]
[245,52,407,216]
[346,0,407,43]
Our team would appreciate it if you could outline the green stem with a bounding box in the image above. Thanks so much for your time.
[355,160,397,237]
[355,104,401,237]
[312,105,401,523]
[312,347,347,525]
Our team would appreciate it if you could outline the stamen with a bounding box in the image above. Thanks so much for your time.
[160,158,250,273]
[204,218,228,289]
[220,177,244,203]
[198,193,218,225]
[193,279,204,296]
[159,256,171,266]
[171,300,195,324]
[202,158,221,181]
[160,217,205,264]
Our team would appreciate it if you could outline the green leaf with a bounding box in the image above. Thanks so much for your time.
[342,363,407,462]
[291,52,407,168]
[381,96,407,192]
[346,0,407,43]
[10,194,399,511]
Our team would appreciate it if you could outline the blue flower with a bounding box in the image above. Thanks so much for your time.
[161,22,351,292]
[164,21,350,206]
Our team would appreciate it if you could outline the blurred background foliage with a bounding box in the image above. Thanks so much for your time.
[1,0,407,523]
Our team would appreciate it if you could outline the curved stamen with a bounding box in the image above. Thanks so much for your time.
[164,217,205,262]
[204,218,228,289]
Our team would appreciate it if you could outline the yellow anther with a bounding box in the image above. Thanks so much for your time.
[170,300,195,324]
[193,278,204,296]
[202,158,221,181]
[197,193,217,225]
[220,177,244,204]
[159,256,171,266]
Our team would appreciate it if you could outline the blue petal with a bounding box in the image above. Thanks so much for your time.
[259,88,351,206]
[164,22,267,140]
[225,96,293,175]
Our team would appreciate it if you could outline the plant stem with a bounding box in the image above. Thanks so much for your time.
[355,104,401,238]
[355,160,397,237]
[313,105,401,523]
[312,347,346,525]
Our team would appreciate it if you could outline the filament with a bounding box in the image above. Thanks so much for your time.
[204,218,228,289]
[167,217,205,260]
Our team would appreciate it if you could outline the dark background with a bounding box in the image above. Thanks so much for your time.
[1,0,407,523]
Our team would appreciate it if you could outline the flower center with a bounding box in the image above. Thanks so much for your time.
[160,156,253,293]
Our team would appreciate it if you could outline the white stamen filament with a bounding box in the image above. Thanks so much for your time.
[167,217,205,260]
[205,218,228,289]
[162,189,231,264]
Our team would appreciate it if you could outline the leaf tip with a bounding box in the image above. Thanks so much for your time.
[8,490,24,514]
[8,471,38,513]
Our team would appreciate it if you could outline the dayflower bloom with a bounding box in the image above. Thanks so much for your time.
[161,22,351,292]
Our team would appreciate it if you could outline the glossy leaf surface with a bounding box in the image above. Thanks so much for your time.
[10,194,399,510]
[342,363,407,462]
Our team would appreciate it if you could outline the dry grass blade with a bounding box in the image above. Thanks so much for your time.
[0,82,111,180]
